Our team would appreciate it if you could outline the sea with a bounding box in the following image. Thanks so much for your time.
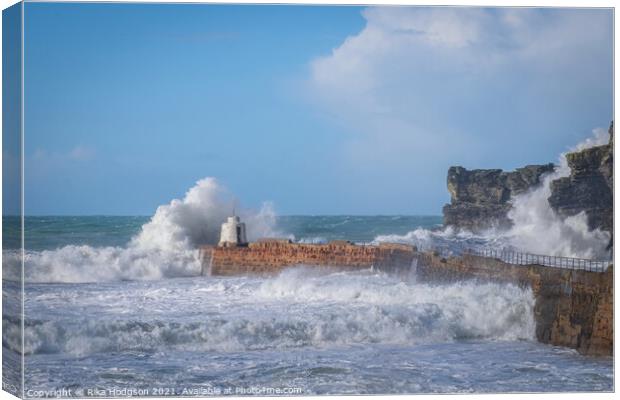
[2,215,614,396]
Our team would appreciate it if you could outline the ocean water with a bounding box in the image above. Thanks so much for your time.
[2,215,614,396]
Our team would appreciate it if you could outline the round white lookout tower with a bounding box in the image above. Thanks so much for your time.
[218,215,248,247]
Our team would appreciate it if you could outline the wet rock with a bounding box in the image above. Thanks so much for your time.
[443,164,554,231]
[443,121,614,239]
[548,122,614,237]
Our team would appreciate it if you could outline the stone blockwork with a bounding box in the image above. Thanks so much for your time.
[200,241,612,356]
[201,240,416,276]
[443,164,554,231]
[415,252,613,356]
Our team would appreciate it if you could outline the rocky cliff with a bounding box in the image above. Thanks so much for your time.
[443,164,554,231]
[444,122,614,237]
[548,122,614,237]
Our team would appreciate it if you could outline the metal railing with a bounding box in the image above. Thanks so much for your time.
[313,239,612,273]
[439,247,612,272]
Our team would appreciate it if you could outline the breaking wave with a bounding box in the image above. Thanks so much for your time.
[374,127,612,260]
[373,226,494,252]
[3,178,283,283]
[3,128,611,284]
[503,128,611,259]
[11,268,535,356]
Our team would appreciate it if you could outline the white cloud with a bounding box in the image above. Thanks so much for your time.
[69,145,95,161]
[308,7,612,175]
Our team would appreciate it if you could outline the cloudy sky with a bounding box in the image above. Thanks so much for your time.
[17,4,613,215]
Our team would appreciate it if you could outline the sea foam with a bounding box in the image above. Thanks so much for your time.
[15,267,535,356]
[3,178,282,283]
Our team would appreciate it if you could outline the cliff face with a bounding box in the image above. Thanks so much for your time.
[548,122,614,236]
[444,122,614,237]
[443,164,555,231]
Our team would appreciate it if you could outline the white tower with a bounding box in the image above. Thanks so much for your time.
[218,215,248,247]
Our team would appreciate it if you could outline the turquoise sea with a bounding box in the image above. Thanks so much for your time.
[2,215,613,395]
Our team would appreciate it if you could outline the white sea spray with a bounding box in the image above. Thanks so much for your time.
[15,268,535,356]
[373,128,611,259]
[3,178,282,283]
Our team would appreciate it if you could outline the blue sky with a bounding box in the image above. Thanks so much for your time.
[16,4,613,216]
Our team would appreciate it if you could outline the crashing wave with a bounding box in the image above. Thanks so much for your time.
[373,127,612,260]
[3,178,282,283]
[8,267,535,356]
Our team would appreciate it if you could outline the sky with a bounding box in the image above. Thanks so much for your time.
[8,3,613,216]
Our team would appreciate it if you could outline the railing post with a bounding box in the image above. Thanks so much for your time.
[466,248,607,273]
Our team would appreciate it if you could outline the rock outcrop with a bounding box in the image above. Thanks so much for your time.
[548,122,614,237]
[443,121,614,238]
[443,164,555,231]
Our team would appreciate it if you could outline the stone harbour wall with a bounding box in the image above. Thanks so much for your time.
[415,253,613,356]
[199,242,612,356]
[201,240,416,276]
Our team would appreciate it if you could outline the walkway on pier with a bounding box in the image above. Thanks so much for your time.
[428,246,612,273]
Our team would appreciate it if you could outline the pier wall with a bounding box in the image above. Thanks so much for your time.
[199,241,612,356]
[201,240,415,276]
[415,253,613,356]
